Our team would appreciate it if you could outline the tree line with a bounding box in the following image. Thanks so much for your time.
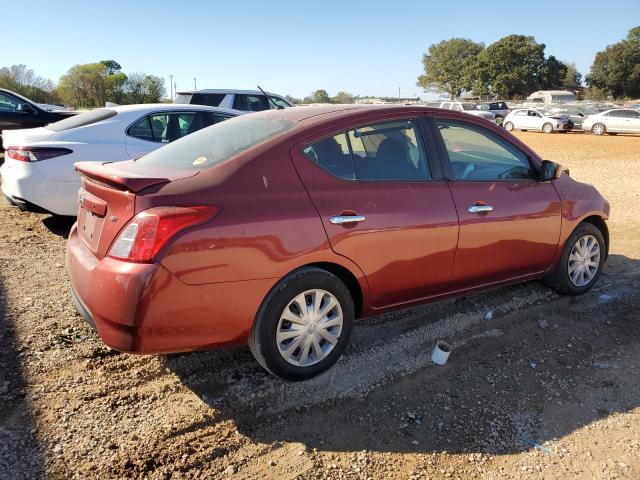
[0,60,166,108]
[418,27,640,100]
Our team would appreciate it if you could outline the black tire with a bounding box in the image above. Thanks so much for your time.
[495,116,504,126]
[592,123,606,135]
[544,223,605,296]
[248,267,354,381]
[504,121,514,131]
[542,122,553,134]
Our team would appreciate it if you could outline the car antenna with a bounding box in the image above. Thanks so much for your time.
[257,85,281,109]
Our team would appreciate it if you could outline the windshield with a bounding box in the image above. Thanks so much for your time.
[47,109,117,132]
[135,114,297,170]
[461,103,478,111]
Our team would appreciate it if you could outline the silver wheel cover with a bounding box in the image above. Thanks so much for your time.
[276,289,343,367]
[568,234,601,287]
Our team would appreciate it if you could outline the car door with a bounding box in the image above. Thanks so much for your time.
[290,115,459,308]
[622,110,640,132]
[432,116,562,289]
[512,110,529,129]
[125,111,203,158]
[604,110,626,132]
[0,92,42,130]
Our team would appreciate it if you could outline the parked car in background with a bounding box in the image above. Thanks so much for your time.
[0,88,77,134]
[175,89,293,112]
[66,105,609,380]
[476,101,510,126]
[582,109,640,135]
[1,104,243,216]
[547,105,597,130]
[430,101,496,121]
[503,108,573,133]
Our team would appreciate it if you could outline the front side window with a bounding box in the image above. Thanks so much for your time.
[0,93,21,111]
[622,110,640,118]
[233,94,270,112]
[605,110,624,118]
[303,119,430,181]
[435,119,533,181]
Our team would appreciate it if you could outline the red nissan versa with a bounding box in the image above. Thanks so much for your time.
[65,105,610,380]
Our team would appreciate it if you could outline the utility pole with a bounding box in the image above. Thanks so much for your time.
[398,86,401,99]
[169,75,174,100]
[194,78,197,89]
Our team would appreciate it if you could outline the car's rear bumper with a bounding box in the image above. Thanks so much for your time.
[65,225,274,353]
[0,159,79,216]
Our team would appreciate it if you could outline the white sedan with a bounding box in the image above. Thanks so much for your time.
[503,108,573,133]
[1,104,243,216]
[582,109,640,135]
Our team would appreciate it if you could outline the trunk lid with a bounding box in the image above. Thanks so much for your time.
[1,127,55,149]
[75,160,197,259]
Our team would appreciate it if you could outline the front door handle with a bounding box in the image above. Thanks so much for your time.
[468,204,494,214]
[330,215,366,225]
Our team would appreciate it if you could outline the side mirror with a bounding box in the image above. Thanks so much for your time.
[20,103,36,114]
[539,160,562,181]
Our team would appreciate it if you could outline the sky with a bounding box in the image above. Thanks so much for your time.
[4,0,639,100]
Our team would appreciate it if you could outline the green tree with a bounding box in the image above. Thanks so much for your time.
[312,89,331,103]
[417,38,484,99]
[563,62,582,86]
[142,75,166,102]
[100,60,122,75]
[0,64,58,104]
[58,63,109,107]
[99,60,127,104]
[586,26,640,98]
[332,91,355,103]
[472,35,562,98]
[124,72,166,103]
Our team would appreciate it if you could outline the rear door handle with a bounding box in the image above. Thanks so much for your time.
[468,205,494,214]
[330,215,366,225]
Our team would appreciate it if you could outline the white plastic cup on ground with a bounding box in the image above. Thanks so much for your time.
[431,341,452,365]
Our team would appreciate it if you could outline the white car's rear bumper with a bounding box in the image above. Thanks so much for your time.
[0,158,80,216]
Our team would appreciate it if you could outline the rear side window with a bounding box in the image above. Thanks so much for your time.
[135,115,297,170]
[435,118,532,181]
[303,119,430,181]
[129,112,203,143]
[47,109,117,132]
[202,112,232,127]
[605,110,624,117]
[191,93,226,107]
[233,94,270,112]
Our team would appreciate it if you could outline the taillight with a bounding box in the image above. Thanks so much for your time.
[6,146,73,162]
[108,206,220,263]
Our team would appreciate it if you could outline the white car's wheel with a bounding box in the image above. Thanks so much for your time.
[504,121,514,131]
[592,123,606,135]
[542,122,554,134]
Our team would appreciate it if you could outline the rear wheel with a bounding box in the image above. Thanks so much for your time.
[249,267,354,380]
[592,123,606,135]
[504,121,514,131]
[542,122,554,134]
[544,223,605,295]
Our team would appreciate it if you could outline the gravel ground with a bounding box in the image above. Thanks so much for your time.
[0,131,639,480]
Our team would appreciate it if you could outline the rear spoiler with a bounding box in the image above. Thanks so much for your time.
[75,161,170,193]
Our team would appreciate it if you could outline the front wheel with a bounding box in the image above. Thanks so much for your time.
[544,223,605,295]
[592,123,606,135]
[249,267,354,380]
[504,121,514,131]
[542,122,554,134]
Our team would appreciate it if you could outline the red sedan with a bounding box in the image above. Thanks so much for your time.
[65,105,610,380]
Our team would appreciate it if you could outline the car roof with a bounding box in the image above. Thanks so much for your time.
[176,89,284,97]
[0,88,38,106]
[106,103,243,115]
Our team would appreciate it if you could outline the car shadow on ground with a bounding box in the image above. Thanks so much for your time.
[167,253,640,456]
[41,215,75,239]
[0,276,46,479]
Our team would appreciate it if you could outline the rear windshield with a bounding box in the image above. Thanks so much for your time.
[135,114,297,170]
[47,109,117,132]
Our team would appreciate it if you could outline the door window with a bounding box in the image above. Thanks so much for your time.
[515,110,528,116]
[622,110,640,118]
[435,119,533,181]
[202,112,232,127]
[233,94,270,111]
[190,93,226,107]
[129,112,202,143]
[269,96,291,109]
[303,119,430,181]
[0,93,22,112]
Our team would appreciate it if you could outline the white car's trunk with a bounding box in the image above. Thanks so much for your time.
[1,127,55,149]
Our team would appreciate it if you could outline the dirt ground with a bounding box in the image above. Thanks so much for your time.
[1,131,639,480]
